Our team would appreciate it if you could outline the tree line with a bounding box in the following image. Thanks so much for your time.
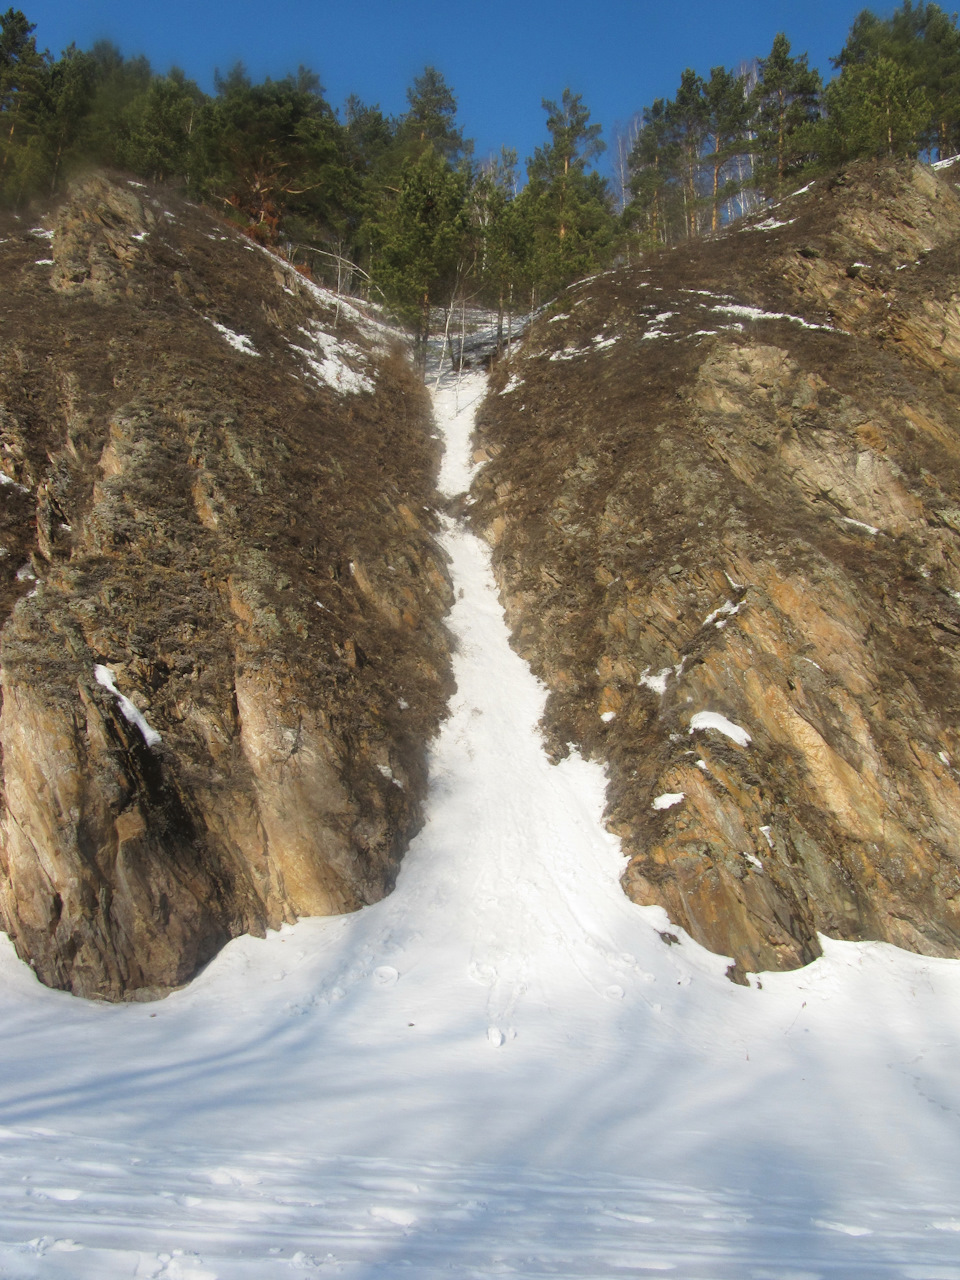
[1,2,959,350]
[626,2,960,245]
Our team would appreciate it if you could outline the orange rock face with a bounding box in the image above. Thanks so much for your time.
[472,160,960,977]
[0,176,453,999]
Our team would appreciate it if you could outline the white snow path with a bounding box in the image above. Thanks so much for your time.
[0,370,958,1276]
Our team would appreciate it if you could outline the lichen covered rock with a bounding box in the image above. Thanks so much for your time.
[472,160,960,977]
[0,175,452,999]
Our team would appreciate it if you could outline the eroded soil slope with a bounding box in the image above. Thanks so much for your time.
[0,174,452,999]
[472,160,960,977]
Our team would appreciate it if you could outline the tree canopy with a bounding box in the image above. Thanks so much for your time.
[3,2,960,339]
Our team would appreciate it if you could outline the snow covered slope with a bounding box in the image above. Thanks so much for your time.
[0,370,958,1278]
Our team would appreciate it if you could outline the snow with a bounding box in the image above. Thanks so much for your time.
[0,366,957,1276]
[689,709,752,747]
[642,309,676,340]
[93,664,162,747]
[547,335,618,360]
[248,241,398,350]
[841,516,881,535]
[289,322,374,395]
[209,320,259,357]
[703,599,740,627]
[710,302,834,332]
[746,217,796,231]
[652,792,684,811]
[639,666,672,695]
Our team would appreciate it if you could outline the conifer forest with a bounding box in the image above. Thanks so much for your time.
[2,2,960,351]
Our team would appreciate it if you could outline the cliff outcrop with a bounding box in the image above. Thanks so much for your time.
[472,161,960,977]
[0,174,452,999]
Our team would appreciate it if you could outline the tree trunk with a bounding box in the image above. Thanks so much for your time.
[50,136,64,197]
[417,292,430,369]
[1,99,21,177]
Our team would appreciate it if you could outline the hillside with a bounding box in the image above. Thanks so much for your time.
[0,361,957,1279]
[0,164,960,1275]
[473,159,960,977]
[0,174,452,999]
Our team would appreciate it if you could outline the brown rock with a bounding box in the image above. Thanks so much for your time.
[0,175,453,999]
[471,159,960,976]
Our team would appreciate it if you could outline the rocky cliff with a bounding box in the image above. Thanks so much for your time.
[472,161,960,978]
[0,174,452,999]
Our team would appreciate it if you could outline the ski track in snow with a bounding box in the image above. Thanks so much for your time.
[0,367,958,1276]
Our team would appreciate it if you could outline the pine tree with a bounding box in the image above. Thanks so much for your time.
[0,8,51,200]
[202,64,350,242]
[401,66,469,164]
[667,69,708,236]
[475,148,527,348]
[115,68,204,186]
[524,89,612,296]
[628,98,681,245]
[37,43,95,195]
[703,66,750,230]
[81,42,153,169]
[823,54,932,160]
[834,2,960,158]
[751,33,822,188]
[370,147,468,362]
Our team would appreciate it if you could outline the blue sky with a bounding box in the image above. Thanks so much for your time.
[26,0,881,175]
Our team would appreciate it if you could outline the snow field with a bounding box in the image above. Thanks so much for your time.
[0,369,957,1276]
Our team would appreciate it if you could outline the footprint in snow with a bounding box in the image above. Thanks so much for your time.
[369,1205,418,1227]
[27,1238,83,1255]
[291,1250,338,1268]
[812,1218,873,1236]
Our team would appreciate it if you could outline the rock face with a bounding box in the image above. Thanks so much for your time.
[0,174,452,999]
[472,161,960,978]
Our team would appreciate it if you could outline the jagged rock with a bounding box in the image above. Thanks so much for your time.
[0,175,453,999]
[471,159,960,976]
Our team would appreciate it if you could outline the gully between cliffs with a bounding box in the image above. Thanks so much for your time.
[3,159,960,999]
